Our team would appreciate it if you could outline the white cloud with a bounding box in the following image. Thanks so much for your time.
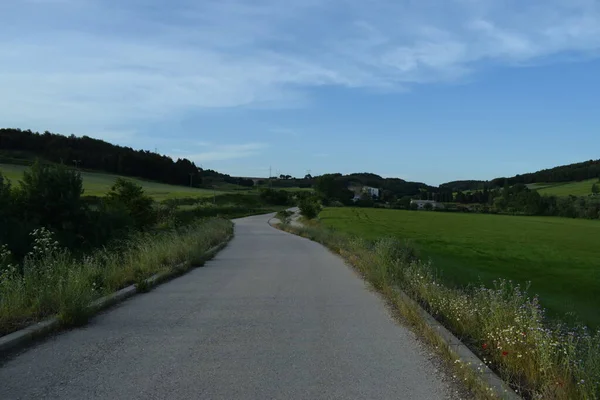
[1,0,600,139]
[175,143,268,163]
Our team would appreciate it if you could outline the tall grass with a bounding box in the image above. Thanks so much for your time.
[0,219,232,335]
[280,223,600,400]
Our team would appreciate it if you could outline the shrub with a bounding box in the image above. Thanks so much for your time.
[299,198,321,219]
[105,178,156,229]
[259,188,290,206]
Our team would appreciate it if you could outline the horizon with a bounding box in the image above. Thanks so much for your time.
[2,0,600,186]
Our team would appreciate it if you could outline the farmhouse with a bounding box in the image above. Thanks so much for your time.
[352,186,381,202]
[410,199,444,210]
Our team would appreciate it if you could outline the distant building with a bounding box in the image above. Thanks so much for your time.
[352,186,381,202]
[410,199,444,210]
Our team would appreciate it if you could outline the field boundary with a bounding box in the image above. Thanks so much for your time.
[274,220,521,399]
[0,235,232,358]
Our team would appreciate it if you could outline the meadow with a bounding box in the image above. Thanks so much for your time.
[320,207,600,327]
[0,163,226,200]
[528,178,598,197]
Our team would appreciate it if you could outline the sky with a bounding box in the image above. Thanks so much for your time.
[1,0,600,185]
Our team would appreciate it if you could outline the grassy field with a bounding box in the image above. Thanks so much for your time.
[320,207,600,327]
[528,178,598,197]
[0,163,224,201]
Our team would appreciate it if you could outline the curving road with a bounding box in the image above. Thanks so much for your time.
[0,213,453,400]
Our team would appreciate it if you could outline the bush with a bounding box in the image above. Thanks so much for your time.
[105,178,156,229]
[299,198,321,219]
[259,188,290,206]
[14,162,85,245]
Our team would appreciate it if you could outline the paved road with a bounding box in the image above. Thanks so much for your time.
[0,214,452,400]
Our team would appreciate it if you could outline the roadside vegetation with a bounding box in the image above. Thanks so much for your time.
[0,162,298,336]
[0,219,232,334]
[278,220,600,399]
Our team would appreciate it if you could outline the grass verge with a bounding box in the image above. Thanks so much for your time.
[0,218,233,335]
[278,222,599,400]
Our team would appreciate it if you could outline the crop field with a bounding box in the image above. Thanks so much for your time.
[528,178,598,197]
[320,207,600,327]
[0,163,222,201]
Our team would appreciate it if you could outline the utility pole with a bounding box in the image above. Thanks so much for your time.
[189,173,194,188]
[269,165,272,188]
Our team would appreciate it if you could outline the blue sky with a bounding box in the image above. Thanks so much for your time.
[2,0,600,185]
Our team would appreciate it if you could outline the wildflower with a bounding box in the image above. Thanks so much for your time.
[482,343,488,350]
[502,351,509,357]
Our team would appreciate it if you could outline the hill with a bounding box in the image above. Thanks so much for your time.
[439,159,600,196]
[0,163,223,201]
[528,178,599,197]
[0,128,254,189]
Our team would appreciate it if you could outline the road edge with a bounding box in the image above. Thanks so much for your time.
[0,235,233,359]
[273,222,521,400]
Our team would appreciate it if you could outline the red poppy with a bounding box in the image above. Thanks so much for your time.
[502,351,509,357]
[482,343,488,350]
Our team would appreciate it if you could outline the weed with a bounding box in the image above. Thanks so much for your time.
[0,218,233,335]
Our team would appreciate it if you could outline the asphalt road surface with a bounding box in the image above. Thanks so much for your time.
[0,214,453,400]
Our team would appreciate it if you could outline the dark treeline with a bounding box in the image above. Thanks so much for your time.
[492,160,600,187]
[439,180,488,192]
[0,128,254,188]
[440,160,600,191]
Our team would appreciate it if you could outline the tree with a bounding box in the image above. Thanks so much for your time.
[298,197,321,219]
[314,174,353,204]
[16,161,84,230]
[105,178,155,228]
[592,183,599,195]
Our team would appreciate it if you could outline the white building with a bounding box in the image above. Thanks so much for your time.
[410,199,444,210]
[352,186,381,202]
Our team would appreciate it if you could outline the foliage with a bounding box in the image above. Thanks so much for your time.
[105,178,156,229]
[319,207,600,327]
[1,162,225,201]
[0,219,232,335]
[0,128,250,189]
[281,223,600,400]
[16,161,84,231]
[298,197,321,219]
[491,159,600,187]
[259,188,291,206]
[275,210,293,224]
[314,174,354,204]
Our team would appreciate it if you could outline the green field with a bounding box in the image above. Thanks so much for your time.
[320,207,600,326]
[528,178,598,197]
[0,163,223,201]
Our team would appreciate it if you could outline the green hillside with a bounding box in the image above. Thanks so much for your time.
[528,178,598,197]
[0,163,225,201]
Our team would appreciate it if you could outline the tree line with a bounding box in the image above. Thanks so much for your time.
[0,128,254,188]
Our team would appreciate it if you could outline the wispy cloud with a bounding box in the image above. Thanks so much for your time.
[174,143,268,163]
[2,0,600,139]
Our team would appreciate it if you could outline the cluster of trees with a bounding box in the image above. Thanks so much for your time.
[0,128,253,188]
[492,183,600,219]
[440,160,600,192]
[0,163,156,261]
[439,180,488,192]
[312,172,432,205]
[492,159,600,187]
